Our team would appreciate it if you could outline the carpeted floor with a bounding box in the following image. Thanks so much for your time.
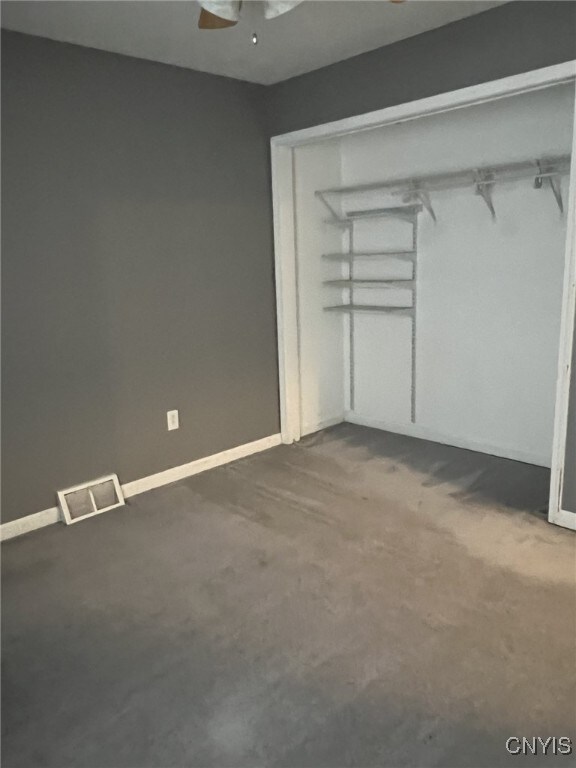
[2,424,575,768]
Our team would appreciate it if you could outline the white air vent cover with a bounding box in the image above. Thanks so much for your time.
[57,474,125,525]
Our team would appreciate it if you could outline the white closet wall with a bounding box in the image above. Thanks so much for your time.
[294,140,346,434]
[294,84,574,465]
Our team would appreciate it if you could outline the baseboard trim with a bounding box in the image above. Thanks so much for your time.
[550,508,576,531]
[0,507,61,542]
[122,434,282,498]
[345,412,550,468]
[301,415,345,437]
[1,434,283,542]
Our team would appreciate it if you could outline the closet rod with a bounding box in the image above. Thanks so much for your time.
[315,154,570,198]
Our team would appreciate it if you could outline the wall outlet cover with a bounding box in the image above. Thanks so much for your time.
[167,410,179,431]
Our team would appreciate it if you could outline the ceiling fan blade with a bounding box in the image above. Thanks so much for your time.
[198,7,238,28]
[264,1,303,20]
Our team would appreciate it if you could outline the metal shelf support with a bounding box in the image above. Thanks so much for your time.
[316,154,570,224]
[475,170,496,219]
[535,160,564,214]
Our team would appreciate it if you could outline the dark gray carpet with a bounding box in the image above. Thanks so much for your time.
[2,424,575,768]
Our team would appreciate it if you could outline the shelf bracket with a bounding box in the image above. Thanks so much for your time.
[548,176,564,214]
[535,161,564,214]
[404,185,436,222]
[475,170,496,220]
[416,189,437,223]
[549,175,564,214]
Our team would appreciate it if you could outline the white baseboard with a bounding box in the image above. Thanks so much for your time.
[301,415,344,437]
[122,434,282,498]
[0,507,61,542]
[345,412,550,468]
[549,508,576,531]
[1,433,282,542]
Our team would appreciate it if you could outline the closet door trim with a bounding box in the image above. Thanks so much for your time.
[271,62,576,147]
[272,143,301,443]
[549,88,576,531]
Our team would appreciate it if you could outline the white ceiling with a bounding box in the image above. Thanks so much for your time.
[1,1,504,85]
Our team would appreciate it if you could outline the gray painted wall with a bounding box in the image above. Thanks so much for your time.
[264,1,576,136]
[1,30,278,522]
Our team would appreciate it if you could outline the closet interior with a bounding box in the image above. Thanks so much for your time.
[292,82,574,469]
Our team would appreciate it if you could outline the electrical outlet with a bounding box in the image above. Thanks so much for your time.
[167,410,179,431]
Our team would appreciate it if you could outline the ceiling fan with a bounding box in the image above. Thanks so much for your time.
[198,1,303,29]
[198,0,406,30]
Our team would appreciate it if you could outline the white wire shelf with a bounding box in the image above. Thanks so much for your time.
[317,155,570,196]
[316,154,570,221]
[324,204,422,225]
[324,305,414,315]
[322,250,415,260]
[324,279,414,288]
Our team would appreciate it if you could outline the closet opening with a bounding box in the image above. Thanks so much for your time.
[272,65,576,530]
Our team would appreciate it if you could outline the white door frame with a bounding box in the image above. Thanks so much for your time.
[271,61,576,528]
[549,95,576,531]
